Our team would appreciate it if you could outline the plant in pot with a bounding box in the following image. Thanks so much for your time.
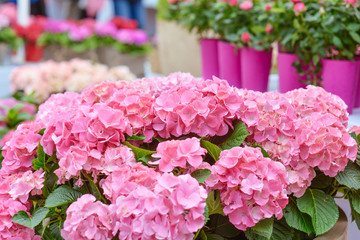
[274,0,360,111]
[13,16,46,62]
[38,19,98,62]
[0,14,22,63]
[219,0,275,92]
[94,21,151,77]
[176,0,221,79]
[1,72,360,239]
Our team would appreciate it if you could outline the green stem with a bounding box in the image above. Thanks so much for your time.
[82,171,108,204]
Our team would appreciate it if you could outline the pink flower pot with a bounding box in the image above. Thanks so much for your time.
[278,52,307,93]
[322,58,360,114]
[241,48,272,92]
[217,41,241,88]
[354,56,360,108]
[200,38,220,80]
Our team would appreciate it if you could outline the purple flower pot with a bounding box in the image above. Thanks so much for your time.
[217,41,241,88]
[354,56,360,108]
[241,48,272,92]
[200,38,220,80]
[322,58,360,114]
[278,52,307,93]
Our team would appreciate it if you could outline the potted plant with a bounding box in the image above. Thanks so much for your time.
[216,0,275,92]
[13,16,46,62]
[176,0,220,79]
[0,14,22,64]
[38,19,98,62]
[1,72,359,239]
[94,21,151,77]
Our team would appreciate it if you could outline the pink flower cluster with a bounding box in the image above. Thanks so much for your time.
[1,72,357,237]
[207,147,289,230]
[151,137,207,172]
[10,59,135,102]
[62,164,207,240]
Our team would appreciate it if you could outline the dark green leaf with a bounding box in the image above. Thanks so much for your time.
[38,128,46,135]
[245,218,274,240]
[332,36,343,48]
[126,134,146,141]
[201,140,221,161]
[45,185,82,208]
[12,207,49,229]
[270,218,294,240]
[283,199,314,235]
[350,190,360,214]
[348,23,360,32]
[350,31,360,43]
[213,215,242,238]
[297,189,339,235]
[123,141,156,162]
[310,171,332,189]
[191,169,211,184]
[206,191,224,216]
[336,161,360,190]
[206,233,225,240]
[32,143,46,171]
[220,121,249,150]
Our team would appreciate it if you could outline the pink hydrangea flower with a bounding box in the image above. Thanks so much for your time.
[240,1,253,10]
[207,146,289,230]
[151,137,207,172]
[61,194,114,240]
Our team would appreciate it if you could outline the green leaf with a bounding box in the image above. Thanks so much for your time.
[310,171,332,189]
[350,190,360,214]
[245,218,274,240]
[203,204,210,225]
[212,215,242,238]
[38,128,46,135]
[283,199,314,235]
[297,189,339,235]
[12,207,49,229]
[220,121,249,150]
[45,185,82,208]
[293,19,301,29]
[350,31,360,43]
[335,161,360,190]
[32,143,46,171]
[200,140,221,161]
[191,169,211,184]
[332,36,343,48]
[123,141,156,162]
[200,230,207,240]
[126,134,146,141]
[49,221,63,240]
[206,233,225,240]
[351,199,360,230]
[206,191,224,216]
[270,219,294,240]
[348,23,360,32]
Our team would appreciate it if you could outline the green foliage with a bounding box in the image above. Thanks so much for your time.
[45,186,83,208]
[206,191,224,216]
[123,141,156,162]
[191,169,212,184]
[12,208,49,229]
[0,27,23,49]
[245,218,274,240]
[297,189,339,235]
[220,121,250,150]
[32,143,46,170]
[336,161,360,190]
[283,199,314,235]
[201,139,221,161]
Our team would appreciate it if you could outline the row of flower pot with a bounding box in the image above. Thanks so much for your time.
[200,38,360,114]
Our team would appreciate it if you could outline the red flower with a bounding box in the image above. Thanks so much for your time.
[241,32,251,43]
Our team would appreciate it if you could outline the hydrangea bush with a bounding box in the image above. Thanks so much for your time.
[10,59,136,103]
[1,73,360,240]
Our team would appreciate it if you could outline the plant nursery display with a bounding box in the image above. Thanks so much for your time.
[0,72,359,239]
[163,0,360,113]
[10,59,136,103]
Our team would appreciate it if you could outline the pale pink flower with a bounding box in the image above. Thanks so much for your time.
[241,32,251,43]
[240,1,253,10]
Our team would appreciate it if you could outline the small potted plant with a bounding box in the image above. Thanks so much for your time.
[0,14,22,64]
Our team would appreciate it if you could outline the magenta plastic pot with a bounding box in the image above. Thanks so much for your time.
[241,48,272,92]
[322,58,360,114]
[200,38,220,80]
[354,56,360,108]
[278,52,307,93]
[217,41,241,88]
